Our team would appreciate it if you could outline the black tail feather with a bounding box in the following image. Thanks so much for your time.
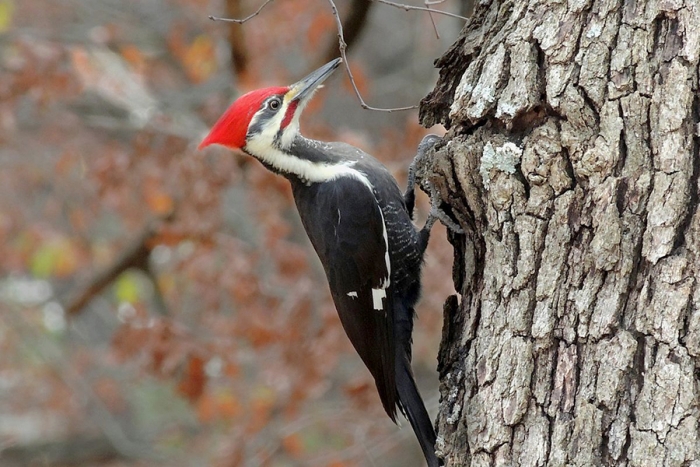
[393,294,439,466]
[396,356,440,467]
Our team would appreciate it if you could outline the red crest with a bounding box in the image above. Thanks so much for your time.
[198,86,288,150]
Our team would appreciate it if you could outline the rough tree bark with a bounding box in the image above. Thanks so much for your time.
[417,0,700,465]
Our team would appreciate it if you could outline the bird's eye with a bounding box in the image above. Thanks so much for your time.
[268,98,281,110]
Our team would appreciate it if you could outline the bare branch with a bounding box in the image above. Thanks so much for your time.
[210,0,457,112]
[0,437,125,466]
[322,0,373,64]
[209,0,276,24]
[62,214,172,316]
[371,0,469,20]
[226,0,250,76]
[326,0,418,112]
[426,2,440,40]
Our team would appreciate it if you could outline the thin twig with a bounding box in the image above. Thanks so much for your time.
[209,0,275,24]
[371,0,469,20]
[321,0,373,64]
[426,2,440,39]
[209,0,460,111]
[326,0,418,112]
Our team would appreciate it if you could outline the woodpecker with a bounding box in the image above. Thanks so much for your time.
[199,58,443,467]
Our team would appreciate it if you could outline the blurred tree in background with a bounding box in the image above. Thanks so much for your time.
[0,0,464,465]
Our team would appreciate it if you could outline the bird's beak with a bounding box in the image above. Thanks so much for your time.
[288,58,342,103]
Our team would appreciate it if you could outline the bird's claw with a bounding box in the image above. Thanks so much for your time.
[406,134,464,234]
[423,184,464,234]
[406,134,443,219]
[407,135,442,184]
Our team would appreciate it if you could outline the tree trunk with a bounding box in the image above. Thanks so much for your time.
[418,1,700,465]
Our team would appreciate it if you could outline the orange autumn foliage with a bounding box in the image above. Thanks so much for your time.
[1,0,453,465]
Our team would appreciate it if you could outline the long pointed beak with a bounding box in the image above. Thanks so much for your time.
[288,58,342,103]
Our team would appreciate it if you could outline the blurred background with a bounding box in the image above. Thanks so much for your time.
[0,0,467,465]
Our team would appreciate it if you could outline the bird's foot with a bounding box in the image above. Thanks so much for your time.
[407,134,443,189]
[405,134,443,218]
[423,184,464,235]
[407,134,464,235]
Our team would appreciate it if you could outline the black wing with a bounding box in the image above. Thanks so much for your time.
[293,176,397,420]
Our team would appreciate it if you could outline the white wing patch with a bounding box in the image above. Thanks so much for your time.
[347,291,358,298]
[372,288,386,310]
[337,173,391,313]
[374,205,391,312]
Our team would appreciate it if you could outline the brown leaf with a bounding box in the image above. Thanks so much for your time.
[282,433,304,458]
[177,354,207,402]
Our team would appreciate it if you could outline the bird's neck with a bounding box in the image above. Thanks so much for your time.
[244,135,350,185]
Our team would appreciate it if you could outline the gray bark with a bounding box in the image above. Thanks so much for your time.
[418,0,700,465]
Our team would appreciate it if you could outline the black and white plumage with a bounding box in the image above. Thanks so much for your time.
[199,58,442,467]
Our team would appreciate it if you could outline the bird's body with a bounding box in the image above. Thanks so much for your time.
[199,59,440,467]
[288,136,428,414]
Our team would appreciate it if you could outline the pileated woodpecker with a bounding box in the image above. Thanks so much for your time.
[199,58,443,467]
